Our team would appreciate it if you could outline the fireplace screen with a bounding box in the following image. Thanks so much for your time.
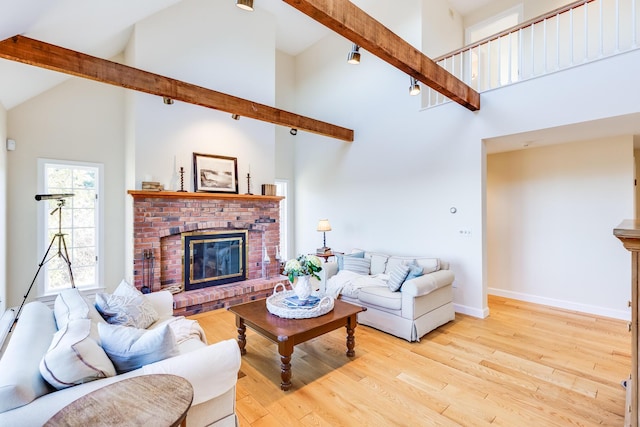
[183,230,247,291]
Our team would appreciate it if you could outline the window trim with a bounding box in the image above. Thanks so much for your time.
[36,158,104,296]
[275,179,289,262]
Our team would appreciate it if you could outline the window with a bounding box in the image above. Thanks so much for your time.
[275,180,289,262]
[38,159,103,294]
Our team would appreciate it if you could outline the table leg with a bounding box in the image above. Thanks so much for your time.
[346,315,357,357]
[236,317,247,355]
[278,342,294,391]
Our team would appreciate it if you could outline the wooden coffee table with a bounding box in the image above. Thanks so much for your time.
[228,298,366,390]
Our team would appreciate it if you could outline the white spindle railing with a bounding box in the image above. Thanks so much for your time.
[425,0,640,108]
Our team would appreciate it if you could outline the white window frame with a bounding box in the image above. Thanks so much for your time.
[275,179,289,262]
[37,159,104,296]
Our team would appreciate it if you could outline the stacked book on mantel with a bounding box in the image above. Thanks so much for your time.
[261,184,277,196]
[142,181,164,191]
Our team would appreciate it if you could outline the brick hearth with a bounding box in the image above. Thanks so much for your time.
[173,276,288,316]
[128,191,284,315]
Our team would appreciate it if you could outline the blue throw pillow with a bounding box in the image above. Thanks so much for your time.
[337,251,365,271]
[403,264,424,284]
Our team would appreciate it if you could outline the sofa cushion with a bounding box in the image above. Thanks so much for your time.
[367,253,389,275]
[0,302,57,412]
[385,256,440,275]
[358,286,402,311]
[343,256,371,275]
[336,251,365,271]
[98,323,179,374]
[54,287,106,331]
[414,257,440,274]
[39,318,116,390]
[387,263,410,291]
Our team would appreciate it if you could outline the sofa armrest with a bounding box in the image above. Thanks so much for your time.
[140,338,241,406]
[143,291,174,318]
[401,270,454,297]
[317,261,339,293]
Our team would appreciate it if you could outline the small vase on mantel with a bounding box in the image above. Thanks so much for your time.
[293,275,312,302]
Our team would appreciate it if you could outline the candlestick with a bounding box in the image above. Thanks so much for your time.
[178,167,186,192]
[245,172,253,195]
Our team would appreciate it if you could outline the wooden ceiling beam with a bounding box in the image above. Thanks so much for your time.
[282,0,481,111]
[0,35,354,142]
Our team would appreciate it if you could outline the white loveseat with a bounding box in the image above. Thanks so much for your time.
[0,287,241,426]
[319,251,455,342]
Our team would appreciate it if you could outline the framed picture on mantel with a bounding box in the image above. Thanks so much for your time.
[193,153,238,194]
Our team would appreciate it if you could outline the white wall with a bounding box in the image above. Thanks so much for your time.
[275,50,297,257]
[422,0,464,57]
[128,0,277,194]
[463,0,575,28]
[0,105,6,312]
[6,78,126,308]
[293,0,640,320]
[487,137,633,319]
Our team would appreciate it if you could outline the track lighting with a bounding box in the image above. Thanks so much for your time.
[290,128,298,135]
[231,114,240,120]
[163,96,174,105]
[236,0,254,11]
[409,77,421,96]
[347,44,361,64]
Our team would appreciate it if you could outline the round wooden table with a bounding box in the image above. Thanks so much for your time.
[45,374,193,427]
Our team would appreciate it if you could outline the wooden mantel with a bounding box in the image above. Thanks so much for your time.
[127,190,284,202]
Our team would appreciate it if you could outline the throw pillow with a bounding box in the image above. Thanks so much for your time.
[98,323,179,374]
[403,262,425,284]
[95,293,159,329]
[113,279,143,298]
[54,287,106,331]
[342,256,371,275]
[387,263,410,292]
[39,318,116,390]
[336,251,365,271]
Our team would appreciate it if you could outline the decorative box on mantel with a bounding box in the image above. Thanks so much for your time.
[128,190,285,314]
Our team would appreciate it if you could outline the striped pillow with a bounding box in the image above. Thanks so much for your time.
[343,256,371,275]
[388,264,410,292]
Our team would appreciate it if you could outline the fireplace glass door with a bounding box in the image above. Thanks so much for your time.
[183,230,247,291]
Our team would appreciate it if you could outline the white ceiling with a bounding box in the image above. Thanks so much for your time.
[0,0,493,110]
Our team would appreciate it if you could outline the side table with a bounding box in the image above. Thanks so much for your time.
[45,374,193,427]
[315,251,342,262]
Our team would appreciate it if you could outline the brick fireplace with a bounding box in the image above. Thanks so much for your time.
[128,190,287,316]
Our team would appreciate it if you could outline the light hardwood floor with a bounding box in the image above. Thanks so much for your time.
[191,295,631,426]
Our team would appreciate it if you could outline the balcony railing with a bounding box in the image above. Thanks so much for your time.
[424,0,639,108]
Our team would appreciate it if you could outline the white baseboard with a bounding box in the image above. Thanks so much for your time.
[454,303,489,319]
[488,288,631,321]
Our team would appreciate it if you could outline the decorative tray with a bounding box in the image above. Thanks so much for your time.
[266,283,334,319]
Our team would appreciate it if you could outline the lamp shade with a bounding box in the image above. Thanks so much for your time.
[236,0,254,11]
[317,219,331,232]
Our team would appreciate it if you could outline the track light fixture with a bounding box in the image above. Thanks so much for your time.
[290,128,298,135]
[347,44,361,64]
[163,96,174,105]
[409,77,421,96]
[236,0,254,11]
[231,114,240,120]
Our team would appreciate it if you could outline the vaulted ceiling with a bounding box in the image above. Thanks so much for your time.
[0,0,493,111]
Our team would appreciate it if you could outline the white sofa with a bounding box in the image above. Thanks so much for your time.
[319,251,455,342]
[0,288,241,426]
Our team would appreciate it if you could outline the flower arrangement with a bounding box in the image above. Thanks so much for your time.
[283,254,323,283]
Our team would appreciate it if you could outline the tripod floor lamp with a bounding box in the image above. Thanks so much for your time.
[12,193,75,330]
